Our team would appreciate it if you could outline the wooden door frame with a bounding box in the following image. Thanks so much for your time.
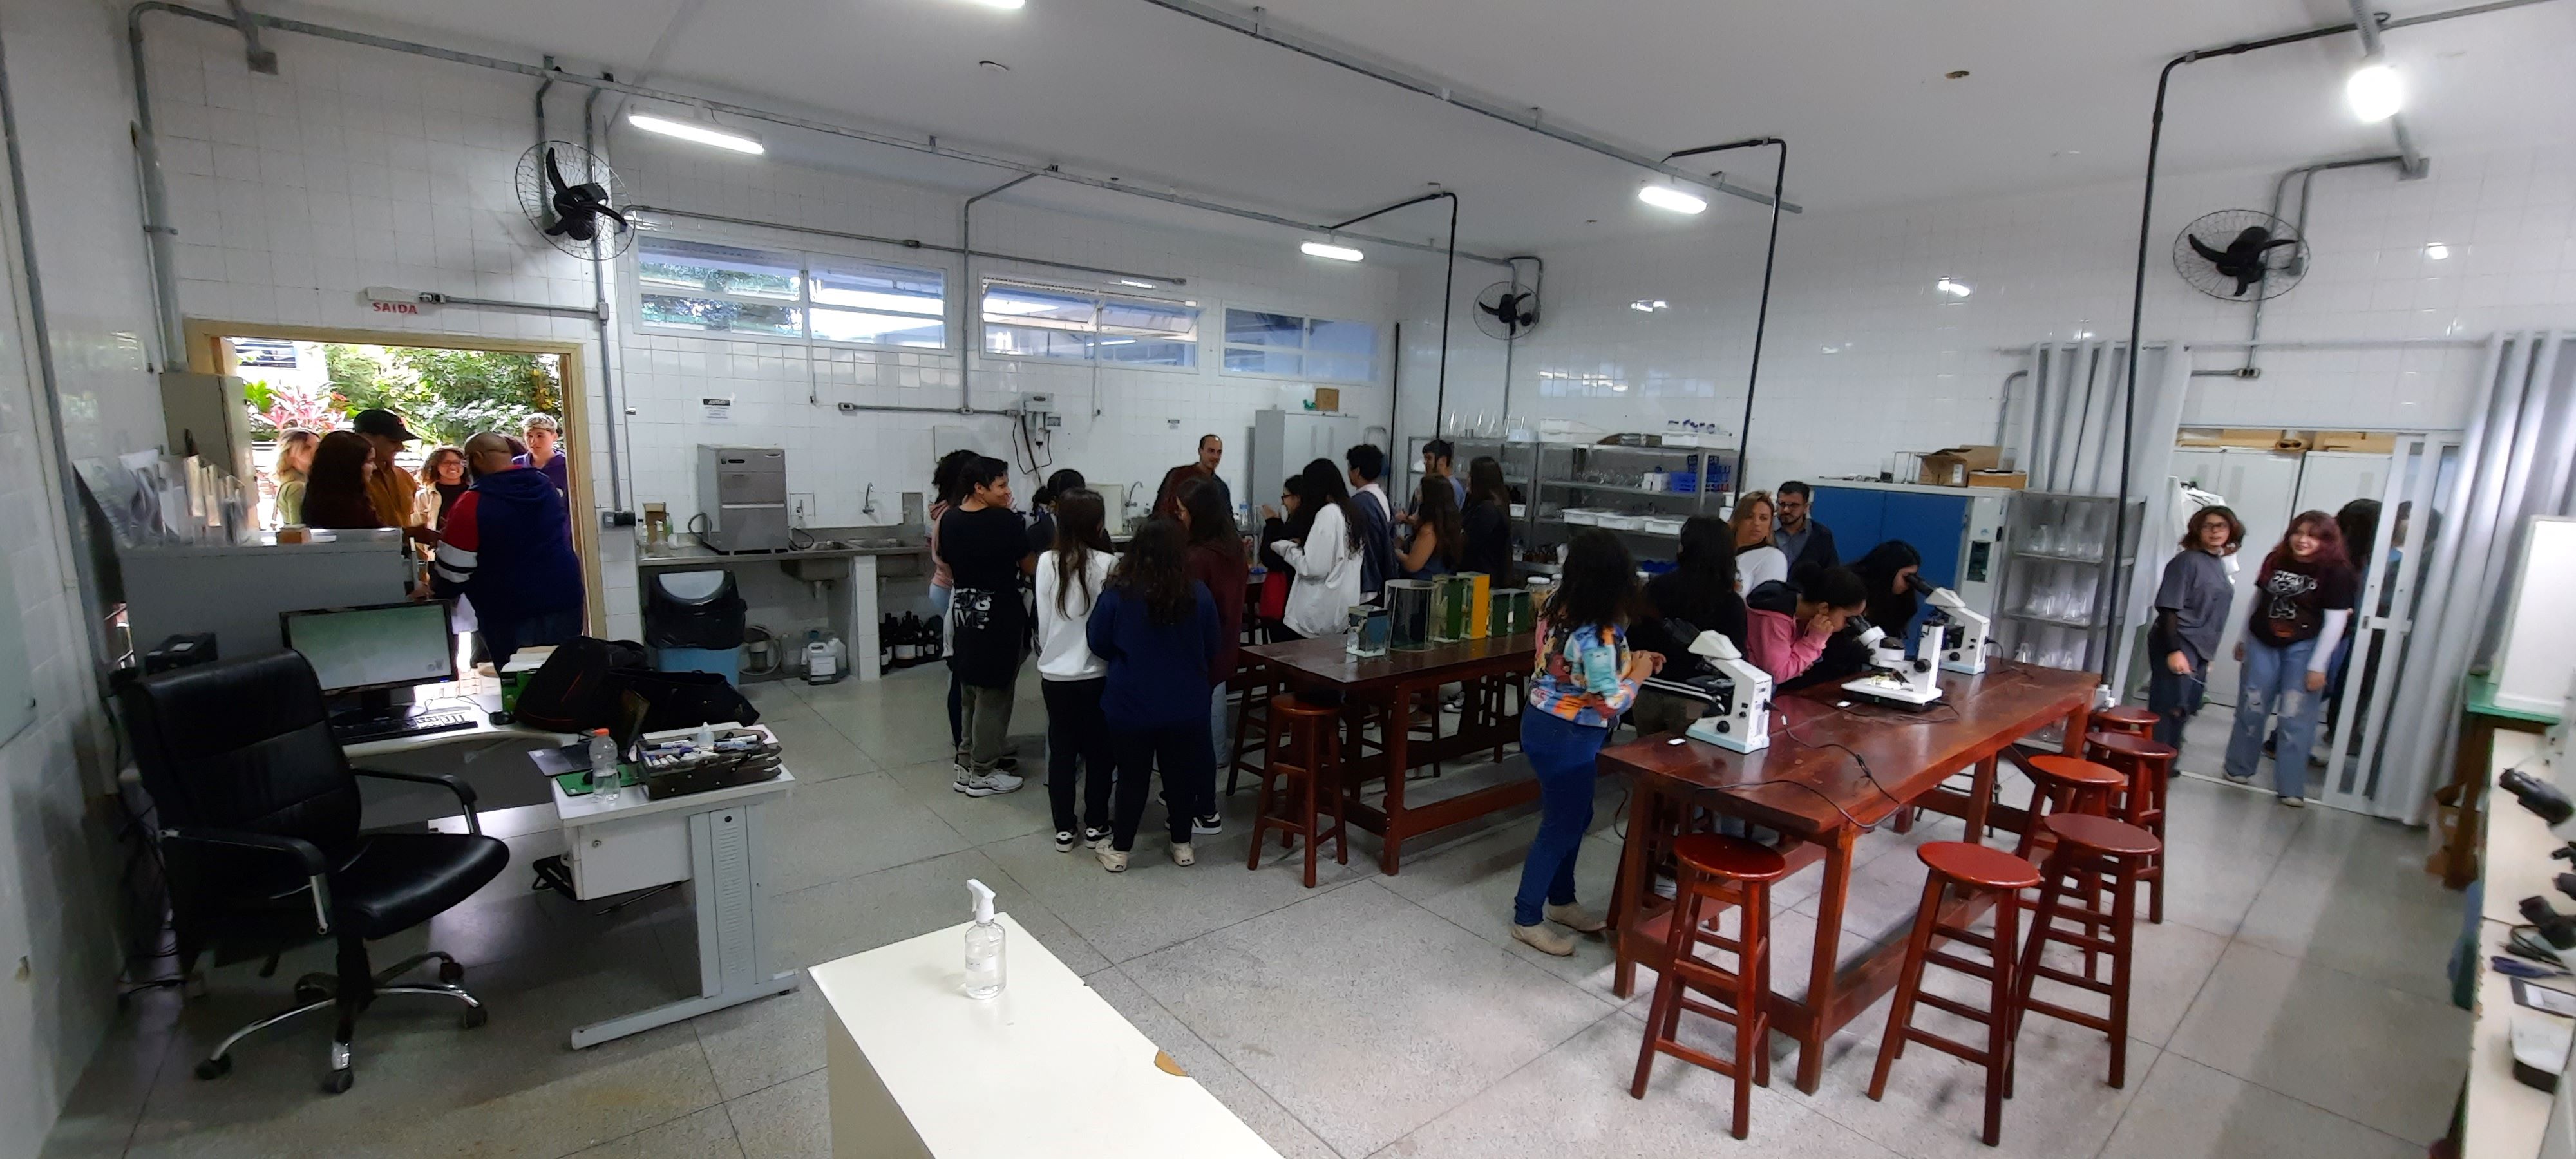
[184,319,608,635]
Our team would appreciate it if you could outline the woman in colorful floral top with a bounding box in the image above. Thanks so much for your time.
[1512,528,1664,957]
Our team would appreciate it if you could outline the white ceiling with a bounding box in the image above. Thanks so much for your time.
[269,0,2576,252]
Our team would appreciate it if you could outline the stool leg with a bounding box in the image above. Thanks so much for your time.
[2012,857,2068,1045]
[2107,857,2138,1089]
[1869,874,1947,1102]
[1328,725,1349,867]
[1730,885,1757,1139]
[1300,731,1321,889]
[1985,882,2023,1144]
[1631,876,1703,1099]
[1748,880,1772,1090]
[2077,852,2103,982]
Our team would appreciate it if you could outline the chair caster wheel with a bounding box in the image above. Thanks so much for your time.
[437,961,464,984]
[459,1006,488,1030]
[321,1069,353,1095]
[294,983,328,1003]
[194,1055,232,1081]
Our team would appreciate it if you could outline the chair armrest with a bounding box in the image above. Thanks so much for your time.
[352,768,482,834]
[156,826,334,934]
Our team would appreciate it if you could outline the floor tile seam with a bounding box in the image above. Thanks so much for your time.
[101,1024,180,1159]
[1103,963,1359,1159]
[983,853,1119,971]
[536,1033,732,1159]
[1093,870,1379,968]
[2079,1048,2171,1159]
[699,1057,828,1109]
[1359,1003,1641,1159]
[763,824,985,905]
[1389,872,1632,1017]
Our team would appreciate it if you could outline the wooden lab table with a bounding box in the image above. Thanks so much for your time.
[1242,632,1536,874]
[1600,661,2096,1093]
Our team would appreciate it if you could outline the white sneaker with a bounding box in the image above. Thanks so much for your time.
[2278,795,2306,808]
[1171,842,1196,867]
[1054,831,1077,852]
[1192,813,1223,836]
[1098,848,1130,872]
[952,771,1025,797]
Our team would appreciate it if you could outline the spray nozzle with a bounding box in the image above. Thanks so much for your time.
[967,878,997,925]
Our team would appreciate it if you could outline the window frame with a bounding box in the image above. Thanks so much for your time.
[977,277,1202,373]
[1218,305,1381,385]
[632,232,952,353]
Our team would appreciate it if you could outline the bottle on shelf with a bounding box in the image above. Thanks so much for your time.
[587,728,621,803]
[880,614,897,670]
[895,613,922,665]
[924,615,945,661]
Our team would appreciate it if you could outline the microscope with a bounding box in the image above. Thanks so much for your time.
[1638,628,1772,753]
[1923,584,1994,675]
[1840,617,1949,709]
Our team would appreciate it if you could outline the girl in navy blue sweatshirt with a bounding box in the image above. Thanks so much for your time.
[1084,516,1224,872]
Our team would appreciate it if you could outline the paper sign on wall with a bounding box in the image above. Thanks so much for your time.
[703,397,734,423]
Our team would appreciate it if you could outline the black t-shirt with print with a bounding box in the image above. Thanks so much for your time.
[938,505,1032,686]
[2248,557,2358,646]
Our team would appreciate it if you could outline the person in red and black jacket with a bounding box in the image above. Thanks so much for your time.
[433,433,584,668]
[1175,476,1247,838]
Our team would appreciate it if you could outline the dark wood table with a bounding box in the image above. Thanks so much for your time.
[1242,632,1537,874]
[1601,661,2096,1093]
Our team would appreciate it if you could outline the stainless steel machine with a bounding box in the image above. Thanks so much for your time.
[697,446,790,553]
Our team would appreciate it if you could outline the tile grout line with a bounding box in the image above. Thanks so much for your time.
[1363,1003,1645,1159]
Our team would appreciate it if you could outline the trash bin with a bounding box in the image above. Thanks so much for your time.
[646,570,747,685]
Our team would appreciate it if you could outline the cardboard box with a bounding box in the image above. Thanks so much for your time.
[1313,386,1341,412]
[1917,444,2003,486]
[2177,428,2297,450]
[1966,469,2028,489]
[2313,430,2396,453]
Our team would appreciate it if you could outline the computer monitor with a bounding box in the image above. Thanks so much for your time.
[281,600,457,697]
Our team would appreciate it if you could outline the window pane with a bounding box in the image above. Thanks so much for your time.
[1308,353,1374,382]
[1097,337,1197,367]
[1306,318,1375,356]
[640,294,803,337]
[1224,346,1302,375]
[1224,308,1303,348]
[638,238,800,299]
[985,323,1091,360]
[812,308,945,348]
[1101,296,1198,338]
[812,259,943,319]
[982,281,1095,328]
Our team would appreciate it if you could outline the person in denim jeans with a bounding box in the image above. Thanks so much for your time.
[2222,511,2358,806]
[1511,529,1664,957]
[2148,506,2244,748]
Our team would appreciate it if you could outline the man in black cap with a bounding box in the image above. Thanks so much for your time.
[352,408,435,547]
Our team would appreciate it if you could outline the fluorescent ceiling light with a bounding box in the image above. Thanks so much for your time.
[1628,299,1669,313]
[966,0,1027,8]
[628,112,765,155]
[1118,279,1158,288]
[1097,338,1136,346]
[2423,242,2450,260]
[1935,276,1973,298]
[2345,62,2403,123]
[1300,241,1365,262]
[1636,184,1707,215]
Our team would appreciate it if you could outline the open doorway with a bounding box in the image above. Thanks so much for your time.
[186,323,604,641]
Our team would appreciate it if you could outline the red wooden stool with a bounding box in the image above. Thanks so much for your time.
[2090,704,2157,738]
[1631,834,1788,1140]
[2084,731,2178,925]
[2012,756,2125,862]
[1870,842,2044,1147]
[1247,695,1348,887]
[2012,813,2161,1088]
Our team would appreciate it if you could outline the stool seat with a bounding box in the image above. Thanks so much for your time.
[1918,841,2043,891]
[2092,705,2157,733]
[2084,731,2178,761]
[1274,695,1337,721]
[1672,834,1790,883]
[2025,755,2126,791]
[2043,813,2161,857]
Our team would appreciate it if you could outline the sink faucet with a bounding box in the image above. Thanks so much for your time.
[861,483,878,515]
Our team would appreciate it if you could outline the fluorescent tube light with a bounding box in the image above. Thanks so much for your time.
[1636,184,1707,215]
[2345,62,2403,123]
[1118,279,1158,288]
[1935,277,1973,298]
[1300,241,1365,262]
[2423,242,2450,260]
[627,112,766,155]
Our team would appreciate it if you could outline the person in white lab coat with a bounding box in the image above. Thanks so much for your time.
[1271,457,1363,641]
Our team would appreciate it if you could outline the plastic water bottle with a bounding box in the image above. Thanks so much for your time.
[587,728,621,804]
[963,879,1005,999]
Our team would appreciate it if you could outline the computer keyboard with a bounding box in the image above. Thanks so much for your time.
[330,710,478,746]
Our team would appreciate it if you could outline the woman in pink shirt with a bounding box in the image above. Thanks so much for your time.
[1743,564,1869,683]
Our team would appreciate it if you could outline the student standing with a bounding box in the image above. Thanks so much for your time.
[1460,456,1515,583]
[926,449,981,760]
[2223,510,2356,806]
[1027,467,1087,557]
[1177,477,1247,837]
[1743,564,1870,683]
[940,457,1034,796]
[431,434,584,668]
[1035,488,1119,851]
[1151,434,1231,520]
[1417,438,1468,509]
[513,413,571,496]
[1628,516,1745,735]
[1344,444,1397,599]
[414,445,470,529]
[352,409,434,549]
[1512,529,1662,956]
[1397,474,1463,580]
[2150,506,2244,749]
[1271,458,1362,641]
[1086,517,1224,872]
[269,428,318,527]
[1730,491,1788,594]
[299,431,383,531]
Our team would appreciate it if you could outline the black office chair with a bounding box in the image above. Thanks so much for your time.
[120,651,511,1093]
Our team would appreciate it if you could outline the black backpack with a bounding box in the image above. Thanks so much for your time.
[510,637,648,732]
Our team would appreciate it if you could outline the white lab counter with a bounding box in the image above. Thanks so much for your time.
[2468,730,2561,1159]
[810,915,1282,1159]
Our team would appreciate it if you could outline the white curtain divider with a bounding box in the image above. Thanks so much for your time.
[2382,330,2576,824]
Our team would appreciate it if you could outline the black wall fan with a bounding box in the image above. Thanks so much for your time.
[515,142,632,260]
[2173,209,2307,301]
[1472,280,1540,341]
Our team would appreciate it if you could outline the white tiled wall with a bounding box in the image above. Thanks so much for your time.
[1426,140,2576,492]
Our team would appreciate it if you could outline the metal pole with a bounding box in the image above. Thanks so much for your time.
[960,172,1041,415]
[1665,137,1785,501]
[583,78,626,510]
[1323,191,1459,444]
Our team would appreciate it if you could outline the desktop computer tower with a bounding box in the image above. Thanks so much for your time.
[697,446,790,553]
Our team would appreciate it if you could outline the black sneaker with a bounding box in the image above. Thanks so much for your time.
[995,754,1021,772]
[1054,831,1077,852]
[1084,827,1112,849]
[1192,813,1224,836]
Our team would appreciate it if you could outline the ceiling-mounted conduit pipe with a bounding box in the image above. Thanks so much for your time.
[1133,0,1800,216]
[625,205,1188,288]
[1496,254,1541,433]
[2108,0,2554,685]
[535,55,553,150]
[1326,190,1457,444]
[2233,154,2405,377]
[582,77,628,511]
[1664,137,1786,500]
[959,172,1042,415]
[128,2,1518,286]
[2345,0,2431,178]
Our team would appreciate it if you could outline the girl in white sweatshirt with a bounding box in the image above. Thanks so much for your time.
[1034,489,1120,851]
[1269,457,1364,640]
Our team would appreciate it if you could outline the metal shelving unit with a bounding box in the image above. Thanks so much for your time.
[1991,490,2143,675]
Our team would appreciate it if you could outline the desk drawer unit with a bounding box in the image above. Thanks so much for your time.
[565,811,691,899]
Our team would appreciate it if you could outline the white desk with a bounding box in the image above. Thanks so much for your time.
[811,916,1282,1159]
[343,695,569,827]
[547,726,799,1048]
[2468,730,2561,1159]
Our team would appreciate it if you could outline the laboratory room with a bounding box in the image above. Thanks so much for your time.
[10,0,2576,1154]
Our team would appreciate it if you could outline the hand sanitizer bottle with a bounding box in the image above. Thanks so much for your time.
[963,879,1005,999]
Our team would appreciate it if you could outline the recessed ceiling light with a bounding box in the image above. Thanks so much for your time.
[627,111,764,155]
[2423,241,2450,260]
[1629,299,1669,313]
[965,0,1025,10]
[1636,184,1707,215]
[1300,241,1364,262]
[1935,276,1973,298]
[2345,61,2403,122]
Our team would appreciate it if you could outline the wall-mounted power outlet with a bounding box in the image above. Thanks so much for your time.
[790,493,814,527]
